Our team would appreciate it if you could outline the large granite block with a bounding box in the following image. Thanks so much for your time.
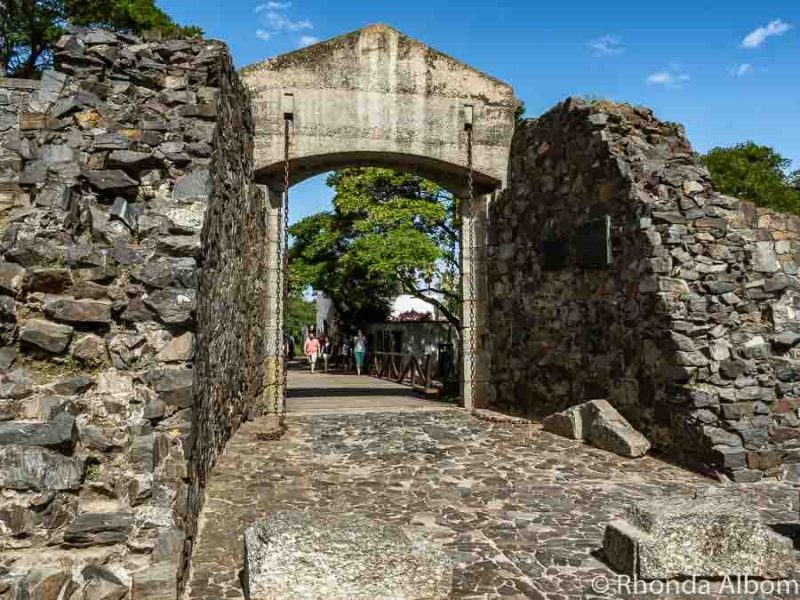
[243,511,453,600]
[603,493,794,579]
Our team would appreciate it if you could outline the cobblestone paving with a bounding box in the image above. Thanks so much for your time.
[187,409,800,600]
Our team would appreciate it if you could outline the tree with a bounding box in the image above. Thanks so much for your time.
[1,0,201,78]
[289,167,462,331]
[700,142,800,214]
[283,293,315,344]
[790,168,800,194]
[1,0,65,77]
[288,209,396,328]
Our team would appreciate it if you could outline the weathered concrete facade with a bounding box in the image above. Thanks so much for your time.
[241,24,519,197]
[488,98,800,481]
[0,28,268,598]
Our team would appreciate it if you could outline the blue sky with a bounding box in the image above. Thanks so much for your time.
[161,0,800,224]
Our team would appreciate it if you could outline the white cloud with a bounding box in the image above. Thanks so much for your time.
[256,1,291,12]
[254,1,313,43]
[646,66,690,87]
[741,19,792,48]
[264,11,312,32]
[589,35,624,56]
[298,35,319,47]
[733,63,753,77]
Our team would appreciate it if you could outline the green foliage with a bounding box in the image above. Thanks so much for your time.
[284,293,315,342]
[700,142,800,214]
[0,0,201,78]
[68,0,203,37]
[789,169,800,194]
[84,460,101,481]
[514,101,526,124]
[289,167,461,330]
[1,0,66,77]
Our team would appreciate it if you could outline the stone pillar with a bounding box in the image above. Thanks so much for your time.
[461,192,491,410]
[260,186,285,415]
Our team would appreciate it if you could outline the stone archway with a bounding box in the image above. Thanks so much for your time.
[241,25,521,411]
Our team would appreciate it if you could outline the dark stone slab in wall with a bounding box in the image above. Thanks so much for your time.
[0,413,77,452]
[62,512,133,547]
[0,445,84,490]
[541,216,612,271]
[574,216,611,268]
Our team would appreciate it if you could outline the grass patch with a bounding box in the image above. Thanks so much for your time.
[19,353,102,384]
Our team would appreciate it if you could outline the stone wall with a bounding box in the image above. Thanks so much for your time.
[1,77,43,229]
[488,98,800,483]
[0,28,267,598]
[185,43,268,591]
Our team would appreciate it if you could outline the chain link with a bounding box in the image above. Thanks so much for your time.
[271,118,291,416]
[466,126,477,410]
[281,120,290,406]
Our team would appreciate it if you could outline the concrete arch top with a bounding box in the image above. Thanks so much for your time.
[241,24,520,196]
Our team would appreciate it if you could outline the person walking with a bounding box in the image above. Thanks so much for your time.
[353,330,367,376]
[321,337,331,373]
[304,333,320,374]
[341,339,351,371]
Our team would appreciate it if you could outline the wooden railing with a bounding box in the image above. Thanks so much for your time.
[368,351,458,396]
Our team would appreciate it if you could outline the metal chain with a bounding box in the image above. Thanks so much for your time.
[466,126,477,410]
[281,119,290,407]
[271,119,291,416]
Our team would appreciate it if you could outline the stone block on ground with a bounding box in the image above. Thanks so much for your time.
[603,492,794,579]
[542,399,650,458]
[243,511,453,600]
[583,399,650,458]
[542,404,583,438]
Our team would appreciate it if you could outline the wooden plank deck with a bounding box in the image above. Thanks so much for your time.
[286,365,452,415]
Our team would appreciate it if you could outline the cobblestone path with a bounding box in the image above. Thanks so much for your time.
[187,408,799,600]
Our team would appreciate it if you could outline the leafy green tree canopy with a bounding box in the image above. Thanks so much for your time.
[284,293,316,344]
[700,142,800,214]
[289,168,461,332]
[1,0,202,78]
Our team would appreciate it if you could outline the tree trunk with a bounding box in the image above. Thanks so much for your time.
[400,279,461,332]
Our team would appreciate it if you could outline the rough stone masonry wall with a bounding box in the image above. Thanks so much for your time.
[0,28,266,599]
[488,97,800,483]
